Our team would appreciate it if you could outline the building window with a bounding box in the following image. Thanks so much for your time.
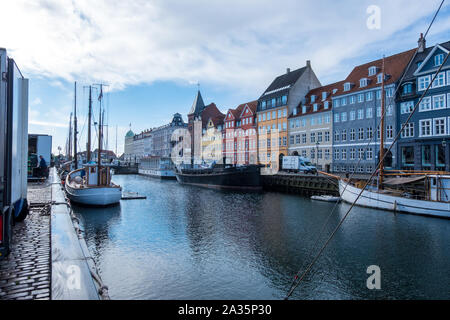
[311,117,315,126]
[334,149,340,160]
[401,147,415,166]
[317,132,323,142]
[344,82,351,91]
[311,149,315,159]
[434,117,447,136]
[358,128,364,140]
[334,113,340,123]
[435,53,444,66]
[302,134,307,144]
[360,78,368,87]
[350,110,356,121]
[350,96,356,104]
[334,130,340,142]
[318,149,323,159]
[436,145,446,167]
[350,148,356,160]
[377,73,383,83]
[401,101,414,114]
[341,129,347,141]
[419,97,432,112]
[311,95,316,103]
[419,119,432,137]
[402,83,413,95]
[366,108,373,119]
[290,135,294,145]
[432,72,445,88]
[283,136,287,146]
[418,75,431,91]
[325,131,330,142]
[386,125,393,139]
[341,97,347,106]
[357,109,364,120]
[358,93,364,103]
[401,123,414,138]
[296,134,301,144]
[422,145,431,167]
[272,111,276,119]
[302,106,307,114]
[350,129,356,141]
[325,114,331,124]
[302,150,307,158]
[377,107,381,117]
[341,112,347,122]
[341,149,347,160]
[324,101,329,109]
[334,99,340,108]
[433,95,446,110]
[376,90,381,100]
[295,119,300,128]
[366,127,373,139]
[367,148,373,160]
[366,92,373,101]
[325,149,330,160]
[313,103,318,111]
[386,105,393,116]
[310,132,316,143]
[369,66,377,76]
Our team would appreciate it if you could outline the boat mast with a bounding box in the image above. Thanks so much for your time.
[97,84,103,186]
[74,82,78,170]
[68,112,72,161]
[379,56,386,188]
[87,86,92,162]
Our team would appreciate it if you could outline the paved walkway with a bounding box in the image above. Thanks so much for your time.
[0,181,52,300]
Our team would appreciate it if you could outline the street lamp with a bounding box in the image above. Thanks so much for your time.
[316,141,320,169]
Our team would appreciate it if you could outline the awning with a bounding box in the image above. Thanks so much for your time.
[383,176,426,186]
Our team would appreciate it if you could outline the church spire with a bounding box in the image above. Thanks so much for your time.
[189,90,205,116]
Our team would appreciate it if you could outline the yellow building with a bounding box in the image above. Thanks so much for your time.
[257,62,321,172]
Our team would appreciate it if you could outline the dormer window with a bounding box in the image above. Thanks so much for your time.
[368,66,377,76]
[360,78,368,88]
[302,106,307,114]
[344,82,351,91]
[293,108,297,116]
[377,73,383,84]
[313,103,318,112]
[311,95,316,103]
[324,101,329,109]
[322,92,327,100]
[435,54,444,66]
[332,89,338,94]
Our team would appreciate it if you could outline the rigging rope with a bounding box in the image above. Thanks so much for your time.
[285,0,447,299]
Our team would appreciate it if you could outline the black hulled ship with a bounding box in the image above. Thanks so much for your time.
[175,163,262,191]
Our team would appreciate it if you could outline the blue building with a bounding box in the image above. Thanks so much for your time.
[397,36,450,171]
[331,49,415,174]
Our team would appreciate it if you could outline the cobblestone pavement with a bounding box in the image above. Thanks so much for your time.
[0,181,52,300]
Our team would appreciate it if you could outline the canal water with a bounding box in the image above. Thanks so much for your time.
[72,174,450,300]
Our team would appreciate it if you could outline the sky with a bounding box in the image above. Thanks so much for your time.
[1,0,449,155]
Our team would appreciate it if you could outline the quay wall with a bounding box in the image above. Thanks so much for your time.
[262,173,339,196]
[50,169,108,300]
[113,165,138,175]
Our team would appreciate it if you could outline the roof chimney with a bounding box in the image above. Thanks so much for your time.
[306,60,311,68]
[286,68,290,74]
[418,33,426,53]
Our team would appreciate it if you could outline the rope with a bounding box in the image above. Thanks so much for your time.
[286,51,449,299]
[285,1,447,298]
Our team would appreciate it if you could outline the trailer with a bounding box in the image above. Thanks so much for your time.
[0,48,29,258]
[28,134,52,177]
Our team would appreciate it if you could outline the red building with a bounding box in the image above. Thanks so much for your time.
[223,101,258,165]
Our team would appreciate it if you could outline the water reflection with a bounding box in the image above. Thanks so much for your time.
[72,175,450,300]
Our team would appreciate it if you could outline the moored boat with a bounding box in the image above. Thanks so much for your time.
[175,164,262,191]
[339,175,450,218]
[139,156,176,180]
[66,165,122,206]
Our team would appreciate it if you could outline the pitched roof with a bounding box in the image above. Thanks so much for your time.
[189,90,206,115]
[291,80,345,118]
[402,41,450,81]
[240,101,258,117]
[200,103,225,128]
[225,100,258,122]
[259,67,307,100]
[336,49,416,96]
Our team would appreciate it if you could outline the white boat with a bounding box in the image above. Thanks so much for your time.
[311,195,341,202]
[65,165,122,206]
[339,175,450,218]
[138,156,176,180]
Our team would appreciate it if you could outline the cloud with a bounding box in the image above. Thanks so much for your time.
[1,0,448,94]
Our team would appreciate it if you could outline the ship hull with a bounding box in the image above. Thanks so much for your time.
[138,168,176,180]
[339,179,450,219]
[175,166,262,191]
[65,183,122,206]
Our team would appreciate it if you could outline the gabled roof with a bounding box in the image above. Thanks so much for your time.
[259,67,307,100]
[189,90,206,115]
[413,42,450,76]
[200,103,225,128]
[336,48,416,96]
[239,101,258,118]
[291,80,345,118]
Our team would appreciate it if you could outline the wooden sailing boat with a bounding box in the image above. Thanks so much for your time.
[339,57,450,218]
[65,84,122,206]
